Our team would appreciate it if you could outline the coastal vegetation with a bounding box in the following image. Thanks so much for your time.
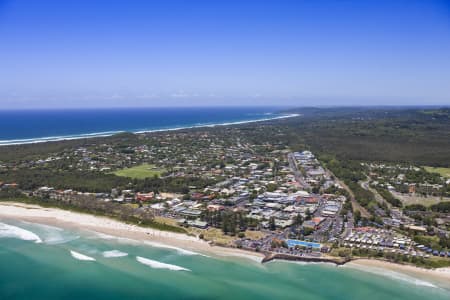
[332,247,450,269]
[0,168,215,194]
[0,194,186,234]
[319,156,377,217]
[373,186,402,208]
[282,107,450,167]
[1,106,449,269]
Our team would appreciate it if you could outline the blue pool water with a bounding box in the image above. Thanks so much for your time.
[287,239,322,249]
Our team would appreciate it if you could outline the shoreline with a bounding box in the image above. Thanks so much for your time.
[0,202,265,262]
[0,113,299,146]
[1,202,450,286]
[345,258,450,288]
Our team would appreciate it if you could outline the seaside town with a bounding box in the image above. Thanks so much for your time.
[1,127,450,266]
[3,0,450,298]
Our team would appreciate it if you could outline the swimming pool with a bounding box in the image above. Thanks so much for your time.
[287,239,321,249]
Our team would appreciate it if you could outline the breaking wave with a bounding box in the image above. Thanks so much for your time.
[0,222,42,243]
[90,231,205,256]
[136,256,190,271]
[345,264,438,288]
[144,241,208,257]
[70,250,96,261]
[20,221,79,245]
[90,231,138,244]
[102,250,128,258]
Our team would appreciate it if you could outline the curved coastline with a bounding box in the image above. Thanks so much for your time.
[0,113,300,146]
[0,201,449,288]
[260,254,450,290]
[0,202,266,262]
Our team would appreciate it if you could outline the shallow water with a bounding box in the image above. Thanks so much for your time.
[1,219,449,300]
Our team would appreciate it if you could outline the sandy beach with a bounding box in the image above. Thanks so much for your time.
[346,258,450,288]
[2,201,450,286]
[0,202,264,262]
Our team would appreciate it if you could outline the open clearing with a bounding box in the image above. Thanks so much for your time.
[424,166,450,178]
[393,191,450,207]
[113,164,166,179]
[187,227,236,246]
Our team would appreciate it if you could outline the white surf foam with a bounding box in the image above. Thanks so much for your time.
[344,264,438,288]
[20,221,79,245]
[70,250,96,261]
[44,233,79,245]
[0,222,42,243]
[143,241,208,257]
[136,256,190,271]
[93,232,117,239]
[214,252,263,263]
[21,221,63,232]
[0,130,123,146]
[93,231,208,256]
[102,250,128,258]
[90,231,138,244]
[0,114,300,146]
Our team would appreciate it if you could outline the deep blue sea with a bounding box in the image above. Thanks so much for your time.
[0,107,293,145]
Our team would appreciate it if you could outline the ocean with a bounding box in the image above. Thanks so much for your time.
[0,107,293,145]
[1,219,449,300]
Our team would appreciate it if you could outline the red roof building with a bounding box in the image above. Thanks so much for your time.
[136,192,155,201]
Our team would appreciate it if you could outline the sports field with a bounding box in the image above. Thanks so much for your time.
[113,164,166,179]
[424,166,450,178]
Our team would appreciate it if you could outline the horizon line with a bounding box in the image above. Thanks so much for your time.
[0,104,449,111]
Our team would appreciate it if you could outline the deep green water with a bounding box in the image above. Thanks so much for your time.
[1,219,449,300]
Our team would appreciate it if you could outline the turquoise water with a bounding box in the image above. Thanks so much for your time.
[1,219,449,300]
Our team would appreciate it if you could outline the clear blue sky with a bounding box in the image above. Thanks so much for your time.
[0,0,449,108]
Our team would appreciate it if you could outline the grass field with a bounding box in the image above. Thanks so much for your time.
[244,230,267,240]
[154,216,180,227]
[113,164,166,179]
[424,166,450,178]
[187,227,236,246]
[393,191,450,207]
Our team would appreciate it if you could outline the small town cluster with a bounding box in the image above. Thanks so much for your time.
[1,128,449,264]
